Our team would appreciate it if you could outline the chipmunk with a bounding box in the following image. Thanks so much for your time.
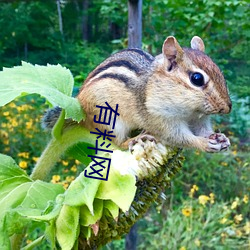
[44,36,232,153]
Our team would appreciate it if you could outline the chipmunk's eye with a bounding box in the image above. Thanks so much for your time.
[190,72,204,87]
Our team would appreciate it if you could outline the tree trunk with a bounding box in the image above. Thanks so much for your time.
[125,223,137,250]
[126,2,143,245]
[128,0,142,48]
[56,0,63,36]
[82,0,89,41]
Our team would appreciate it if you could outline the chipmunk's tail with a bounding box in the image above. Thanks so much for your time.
[41,106,62,130]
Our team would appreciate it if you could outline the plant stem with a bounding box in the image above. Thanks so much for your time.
[30,125,97,181]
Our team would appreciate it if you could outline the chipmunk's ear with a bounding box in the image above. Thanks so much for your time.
[162,36,184,63]
[191,36,205,52]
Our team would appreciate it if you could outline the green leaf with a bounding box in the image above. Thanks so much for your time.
[0,182,32,247]
[3,210,31,237]
[79,199,103,226]
[45,220,56,249]
[103,200,119,219]
[66,141,95,166]
[0,231,10,250]
[0,182,32,218]
[56,205,80,250]
[96,168,136,212]
[0,154,30,181]
[0,181,64,240]
[0,154,65,243]
[0,176,32,201]
[80,226,92,240]
[0,62,85,121]
[27,200,63,222]
[20,181,64,213]
[64,171,101,214]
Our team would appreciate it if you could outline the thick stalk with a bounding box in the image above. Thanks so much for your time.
[30,125,108,181]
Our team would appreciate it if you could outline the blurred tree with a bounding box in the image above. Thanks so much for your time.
[128,0,142,48]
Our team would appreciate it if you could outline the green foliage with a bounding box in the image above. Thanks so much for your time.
[142,0,250,99]
[138,197,249,249]
[61,42,110,86]
[178,147,249,202]
[0,154,64,249]
[214,96,250,140]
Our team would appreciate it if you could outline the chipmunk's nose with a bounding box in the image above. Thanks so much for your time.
[219,101,232,114]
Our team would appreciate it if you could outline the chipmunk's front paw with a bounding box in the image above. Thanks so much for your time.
[129,134,156,152]
[206,133,230,152]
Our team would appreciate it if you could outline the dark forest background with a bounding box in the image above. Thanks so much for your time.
[0,0,249,97]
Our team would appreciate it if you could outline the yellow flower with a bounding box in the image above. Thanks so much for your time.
[32,157,39,162]
[17,105,31,112]
[17,106,24,112]
[221,162,228,167]
[0,130,8,138]
[63,182,69,189]
[70,165,77,172]
[182,207,192,217]
[198,195,210,206]
[232,150,237,156]
[62,160,69,166]
[244,221,250,234]
[51,175,61,183]
[18,152,30,158]
[3,111,9,116]
[26,121,33,129]
[9,102,16,108]
[194,238,201,247]
[11,119,18,127]
[189,184,199,197]
[179,247,186,250]
[3,138,9,145]
[234,214,243,224]
[75,159,81,165]
[209,193,215,204]
[66,176,75,182]
[19,161,28,169]
[231,198,240,209]
[220,217,228,224]
[243,195,248,204]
